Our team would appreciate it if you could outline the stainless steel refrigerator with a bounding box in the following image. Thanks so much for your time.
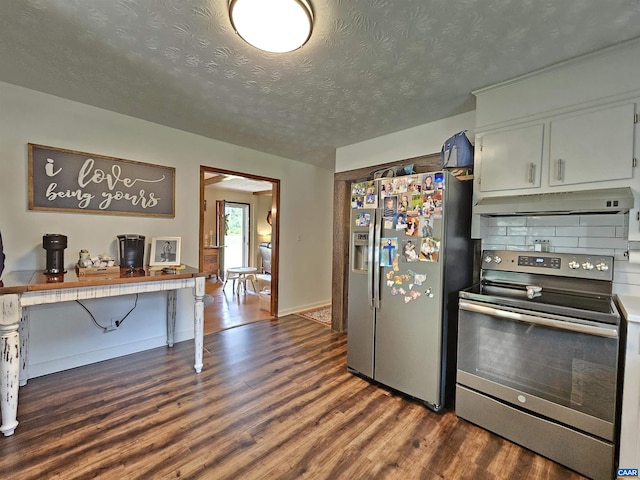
[347,171,472,411]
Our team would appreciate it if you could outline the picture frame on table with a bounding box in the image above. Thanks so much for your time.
[149,236,181,266]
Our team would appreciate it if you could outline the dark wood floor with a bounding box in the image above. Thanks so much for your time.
[0,315,587,480]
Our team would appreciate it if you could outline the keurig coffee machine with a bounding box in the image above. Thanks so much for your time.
[117,234,145,273]
[43,234,67,274]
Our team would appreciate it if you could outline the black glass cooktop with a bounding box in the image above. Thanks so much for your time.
[460,283,620,325]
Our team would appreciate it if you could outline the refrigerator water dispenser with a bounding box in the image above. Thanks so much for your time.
[352,232,369,272]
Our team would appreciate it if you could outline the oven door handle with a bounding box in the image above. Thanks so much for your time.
[459,300,619,338]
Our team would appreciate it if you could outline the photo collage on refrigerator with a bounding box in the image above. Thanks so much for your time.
[351,180,377,212]
[379,173,443,266]
[351,173,445,304]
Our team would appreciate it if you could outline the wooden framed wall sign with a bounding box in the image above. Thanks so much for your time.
[28,144,175,217]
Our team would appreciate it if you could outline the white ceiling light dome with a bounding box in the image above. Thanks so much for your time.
[229,0,314,53]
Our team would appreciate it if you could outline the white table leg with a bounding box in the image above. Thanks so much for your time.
[166,290,177,347]
[19,306,29,386]
[1,294,21,437]
[193,277,205,373]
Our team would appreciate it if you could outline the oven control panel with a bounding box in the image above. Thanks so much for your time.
[517,256,561,269]
[482,250,614,280]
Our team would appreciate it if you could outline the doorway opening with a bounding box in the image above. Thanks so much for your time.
[199,166,280,330]
[223,202,250,269]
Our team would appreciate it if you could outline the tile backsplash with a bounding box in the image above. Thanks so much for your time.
[478,213,640,296]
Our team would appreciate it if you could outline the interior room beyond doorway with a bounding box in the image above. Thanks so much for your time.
[200,166,279,326]
[204,281,273,335]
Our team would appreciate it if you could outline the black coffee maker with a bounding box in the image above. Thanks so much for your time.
[43,234,67,274]
[117,234,145,272]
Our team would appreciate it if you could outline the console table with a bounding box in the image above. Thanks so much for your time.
[0,266,206,437]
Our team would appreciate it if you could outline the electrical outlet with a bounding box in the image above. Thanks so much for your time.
[104,317,119,332]
[533,239,551,252]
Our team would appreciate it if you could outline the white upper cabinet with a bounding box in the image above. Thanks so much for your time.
[475,101,637,195]
[548,103,636,187]
[477,124,544,192]
[471,41,640,239]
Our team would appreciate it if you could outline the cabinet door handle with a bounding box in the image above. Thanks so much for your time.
[556,158,564,182]
[528,163,536,184]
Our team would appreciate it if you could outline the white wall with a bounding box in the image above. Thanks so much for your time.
[0,81,333,377]
[255,194,273,239]
[335,111,476,172]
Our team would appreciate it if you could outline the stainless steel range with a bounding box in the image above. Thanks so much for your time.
[456,250,622,480]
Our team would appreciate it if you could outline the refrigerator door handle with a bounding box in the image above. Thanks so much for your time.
[373,210,381,309]
[367,215,375,308]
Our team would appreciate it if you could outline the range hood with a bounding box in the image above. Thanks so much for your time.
[474,187,634,216]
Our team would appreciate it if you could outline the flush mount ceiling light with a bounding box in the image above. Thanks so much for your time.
[229,0,313,53]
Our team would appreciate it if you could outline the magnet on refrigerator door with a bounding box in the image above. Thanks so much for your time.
[422,174,436,193]
[420,217,434,237]
[351,181,368,196]
[422,194,436,216]
[407,175,421,194]
[434,172,445,187]
[380,237,398,267]
[402,239,419,262]
[392,176,408,193]
[413,273,427,285]
[405,217,419,236]
[380,179,393,197]
[419,237,440,262]
[364,193,377,207]
[408,194,422,215]
[383,196,397,217]
[364,181,377,206]
[404,290,422,303]
[393,213,407,230]
[355,212,371,226]
[398,194,410,213]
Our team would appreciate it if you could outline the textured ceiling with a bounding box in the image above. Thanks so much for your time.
[1,0,640,170]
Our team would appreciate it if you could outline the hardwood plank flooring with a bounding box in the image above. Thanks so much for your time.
[204,278,273,335]
[0,316,588,480]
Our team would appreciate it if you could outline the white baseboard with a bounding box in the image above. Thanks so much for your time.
[27,328,194,379]
[278,300,331,317]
